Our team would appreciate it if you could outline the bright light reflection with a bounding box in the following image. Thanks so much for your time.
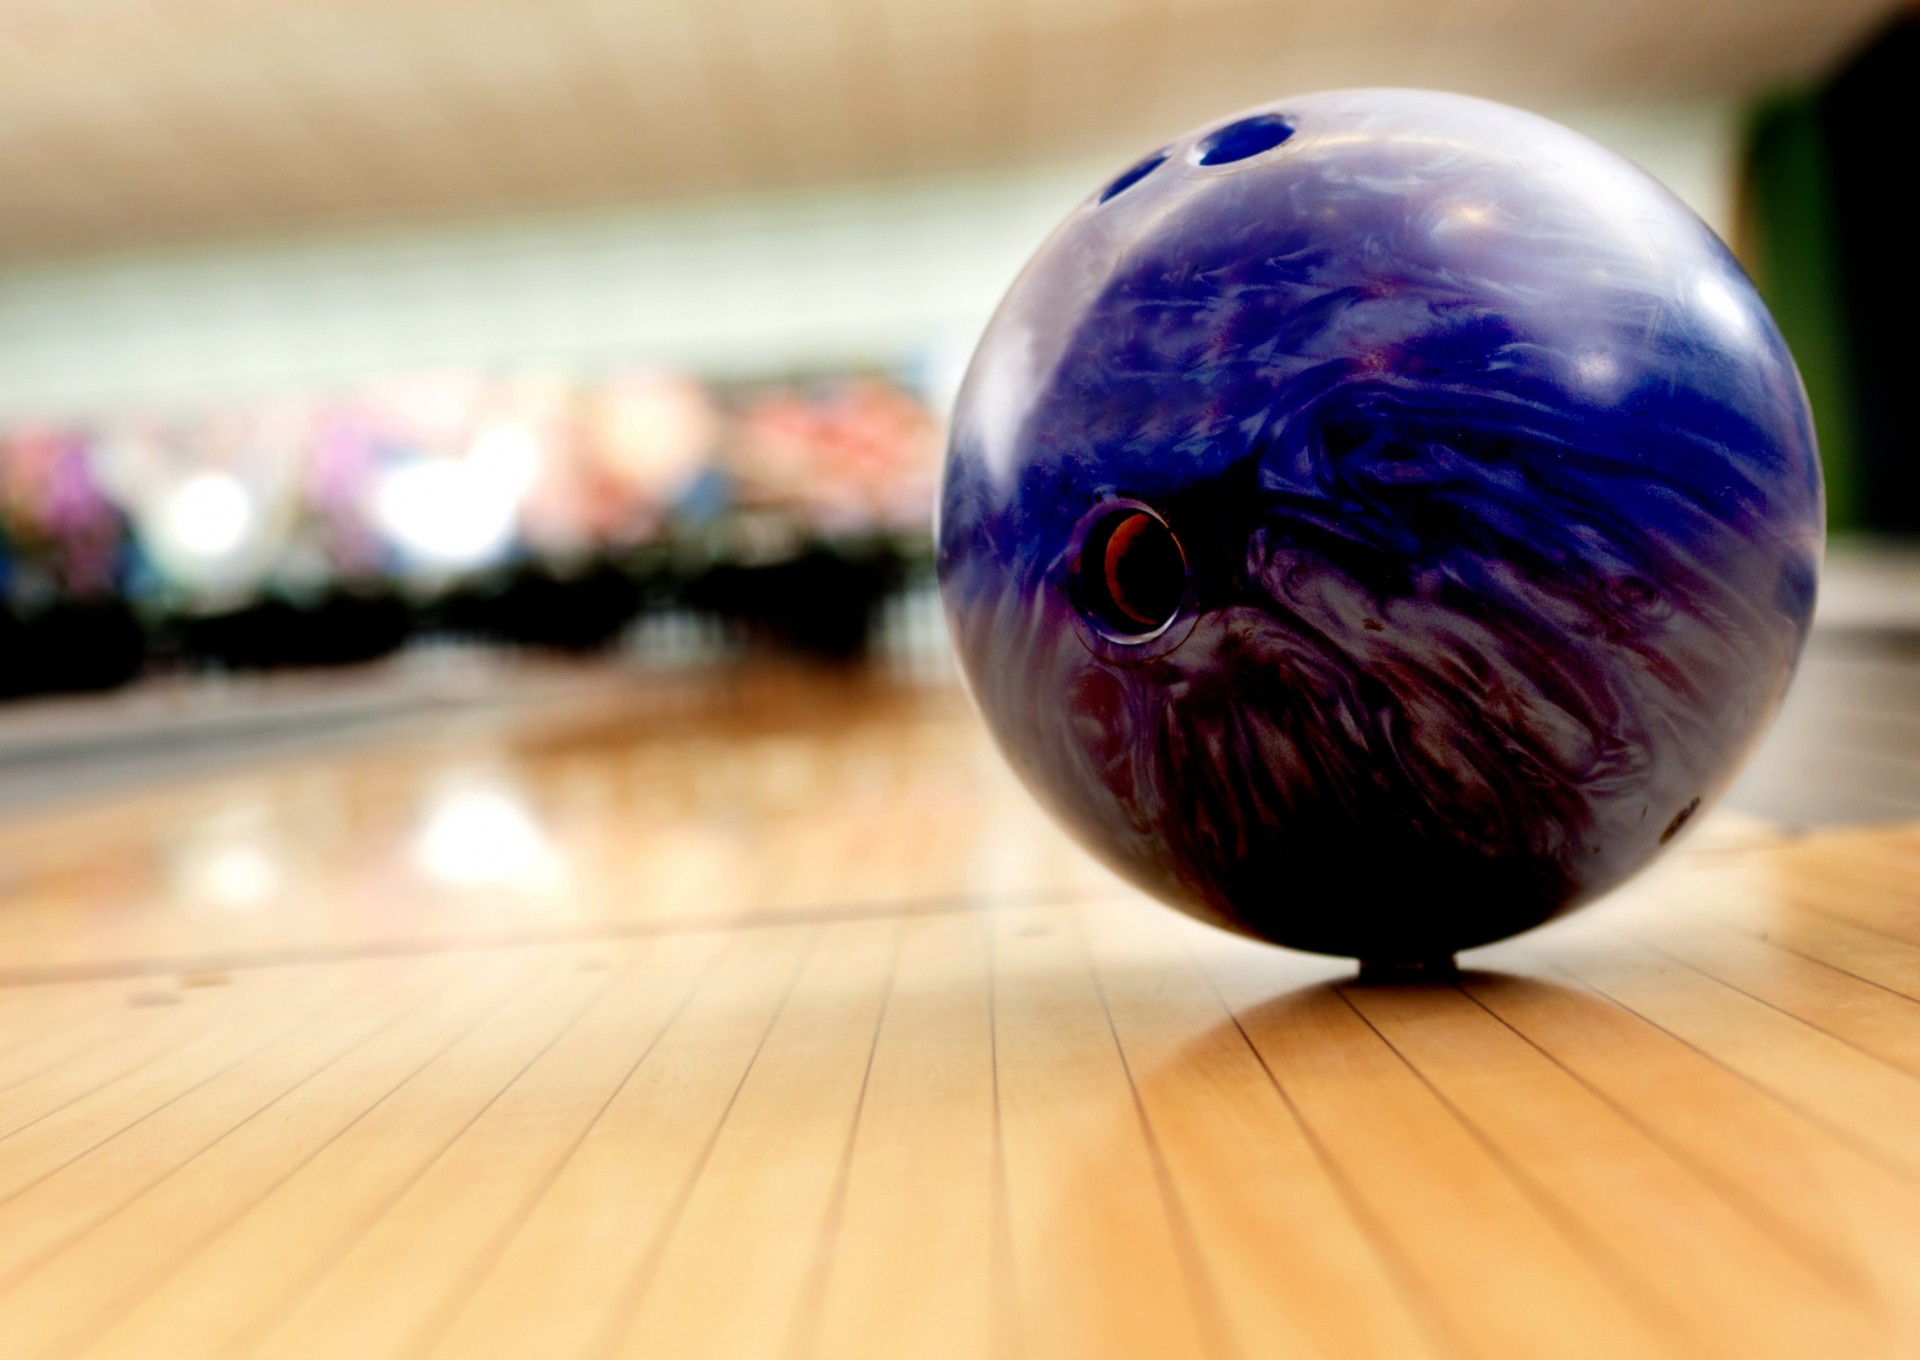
[373,422,544,572]
[1693,273,1757,344]
[374,460,518,570]
[160,473,255,559]
[200,843,282,910]
[1571,351,1622,391]
[174,819,284,913]
[964,323,1041,488]
[468,423,542,498]
[414,786,562,889]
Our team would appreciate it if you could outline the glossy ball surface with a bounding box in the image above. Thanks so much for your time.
[937,90,1822,963]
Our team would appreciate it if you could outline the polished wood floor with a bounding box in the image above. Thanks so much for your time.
[2,665,1919,1359]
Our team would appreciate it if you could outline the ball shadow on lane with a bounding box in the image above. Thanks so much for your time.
[1016,952,1583,1357]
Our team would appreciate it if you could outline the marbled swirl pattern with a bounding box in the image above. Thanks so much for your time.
[938,90,1822,962]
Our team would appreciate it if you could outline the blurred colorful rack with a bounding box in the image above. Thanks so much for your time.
[1,368,940,697]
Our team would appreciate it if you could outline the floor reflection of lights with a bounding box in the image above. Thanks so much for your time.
[412,780,567,894]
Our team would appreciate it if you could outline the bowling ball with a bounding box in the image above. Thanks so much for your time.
[937,89,1822,968]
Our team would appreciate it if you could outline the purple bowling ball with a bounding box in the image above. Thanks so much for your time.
[937,89,1822,972]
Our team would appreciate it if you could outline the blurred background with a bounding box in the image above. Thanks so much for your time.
[0,0,1914,816]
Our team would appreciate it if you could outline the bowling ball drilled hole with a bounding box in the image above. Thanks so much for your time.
[1195,113,1294,166]
[1078,508,1187,639]
[1098,150,1170,203]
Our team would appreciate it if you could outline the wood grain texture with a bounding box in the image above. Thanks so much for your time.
[0,668,1917,1359]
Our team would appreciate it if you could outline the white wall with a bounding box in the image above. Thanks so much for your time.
[0,96,1742,423]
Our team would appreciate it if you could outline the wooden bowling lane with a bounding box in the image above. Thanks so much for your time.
[3,667,1920,1359]
[0,670,1110,984]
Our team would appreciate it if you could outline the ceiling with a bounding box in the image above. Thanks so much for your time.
[0,0,1901,262]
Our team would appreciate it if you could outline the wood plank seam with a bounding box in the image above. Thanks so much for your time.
[0,963,414,1227]
[1631,936,1920,1090]
[1181,941,1468,1360]
[1,1007,208,1131]
[1327,986,1701,1348]
[781,923,904,1360]
[0,967,357,1148]
[0,971,432,1296]
[0,956,424,1283]
[1777,875,1920,954]
[580,927,824,1360]
[1519,945,1920,1194]
[399,940,735,1360]
[1455,957,1920,1349]
[35,956,560,1359]
[229,933,761,1360]
[1074,907,1237,1360]
[1692,894,1920,1005]
[1450,978,1868,1297]
[1193,937,1674,1359]
[0,1012,168,1102]
[214,950,647,1360]
[411,927,818,1360]
[984,899,1022,1360]
[605,918,899,1360]
[1645,910,1920,1046]
[988,903,1215,1358]
[801,912,1001,1360]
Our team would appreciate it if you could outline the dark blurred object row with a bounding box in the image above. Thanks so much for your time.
[1,368,935,698]
[0,538,914,700]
